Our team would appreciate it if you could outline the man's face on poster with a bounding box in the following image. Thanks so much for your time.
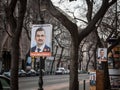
[35,30,46,46]
[100,50,104,57]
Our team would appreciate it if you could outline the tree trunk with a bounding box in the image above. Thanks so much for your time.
[69,37,79,90]
[11,36,19,90]
[94,42,98,70]
[86,50,91,71]
[96,70,104,90]
[79,58,82,70]
[110,51,115,68]
[103,62,111,90]
[50,45,58,74]
[5,0,27,90]
[56,47,64,68]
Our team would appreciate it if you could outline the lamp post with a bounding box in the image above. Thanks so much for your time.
[37,1,48,90]
[38,10,45,90]
[38,16,45,90]
[38,57,44,90]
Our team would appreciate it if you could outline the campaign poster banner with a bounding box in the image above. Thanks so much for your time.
[97,48,107,70]
[97,48,107,61]
[89,71,96,86]
[30,24,52,57]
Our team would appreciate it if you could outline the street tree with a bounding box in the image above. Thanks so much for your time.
[42,0,117,90]
[0,0,118,90]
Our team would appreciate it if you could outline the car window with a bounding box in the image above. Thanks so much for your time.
[0,78,10,90]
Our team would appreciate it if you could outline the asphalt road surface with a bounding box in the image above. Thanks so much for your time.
[19,74,90,90]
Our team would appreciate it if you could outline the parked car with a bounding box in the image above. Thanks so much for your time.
[2,71,11,78]
[0,75,10,90]
[55,67,67,75]
[3,69,27,77]
[18,69,26,77]
[65,69,70,74]
[26,69,36,77]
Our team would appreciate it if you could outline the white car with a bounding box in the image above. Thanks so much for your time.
[65,69,70,74]
[3,71,11,78]
[18,69,26,77]
[55,67,67,75]
[26,69,37,76]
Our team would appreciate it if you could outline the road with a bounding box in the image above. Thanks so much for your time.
[19,74,90,90]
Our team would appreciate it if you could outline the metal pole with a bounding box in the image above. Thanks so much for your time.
[38,57,43,90]
[83,80,86,90]
[115,0,117,36]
